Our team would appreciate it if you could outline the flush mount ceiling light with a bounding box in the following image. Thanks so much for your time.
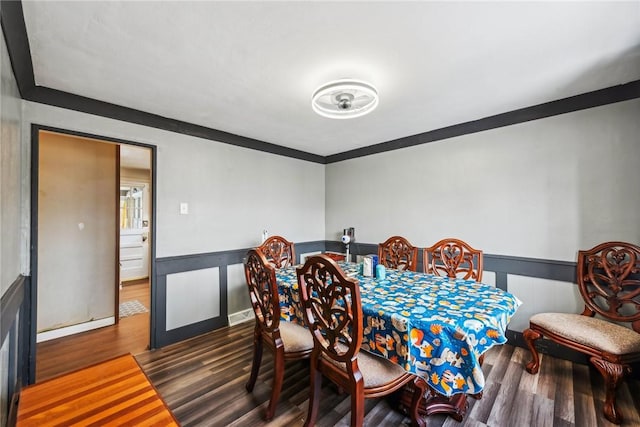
[311,79,378,119]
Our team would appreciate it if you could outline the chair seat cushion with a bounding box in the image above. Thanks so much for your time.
[279,321,314,353]
[322,345,409,389]
[530,312,640,355]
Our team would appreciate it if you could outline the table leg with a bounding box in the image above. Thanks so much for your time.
[422,389,468,421]
[397,383,469,422]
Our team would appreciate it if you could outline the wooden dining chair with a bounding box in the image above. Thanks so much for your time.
[296,255,427,427]
[258,235,296,268]
[378,236,419,271]
[523,241,640,424]
[424,238,483,281]
[243,249,313,421]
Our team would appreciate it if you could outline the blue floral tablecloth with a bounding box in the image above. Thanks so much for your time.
[276,262,521,397]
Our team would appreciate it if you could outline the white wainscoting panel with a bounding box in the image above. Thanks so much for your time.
[166,267,220,331]
[480,271,496,287]
[506,275,581,332]
[227,263,251,316]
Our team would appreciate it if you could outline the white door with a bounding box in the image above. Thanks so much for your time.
[120,184,149,281]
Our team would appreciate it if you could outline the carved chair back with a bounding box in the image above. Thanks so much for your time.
[424,238,483,282]
[297,255,362,365]
[378,236,419,271]
[258,235,296,268]
[577,241,640,332]
[244,248,281,335]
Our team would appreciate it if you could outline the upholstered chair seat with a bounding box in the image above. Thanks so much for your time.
[523,241,640,424]
[278,321,314,353]
[322,346,410,389]
[530,313,640,355]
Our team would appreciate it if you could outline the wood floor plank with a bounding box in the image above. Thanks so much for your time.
[33,318,640,426]
[554,358,576,424]
[572,363,593,396]
[485,344,514,381]
[518,350,540,393]
[626,381,640,425]
[18,354,177,426]
[466,380,500,424]
[537,353,557,401]
[531,393,555,427]
[486,360,524,425]
[36,282,151,382]
[575,391,599,427]
[506,389,534,426]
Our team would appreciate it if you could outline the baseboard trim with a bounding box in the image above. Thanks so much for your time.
[228,309,253,326]
[36,317,115,343]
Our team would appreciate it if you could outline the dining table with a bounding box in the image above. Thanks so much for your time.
[275,260,521,420]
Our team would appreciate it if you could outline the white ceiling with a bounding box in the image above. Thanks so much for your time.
[22,1,640,157]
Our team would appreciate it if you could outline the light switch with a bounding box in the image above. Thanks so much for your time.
[180,202,189,215]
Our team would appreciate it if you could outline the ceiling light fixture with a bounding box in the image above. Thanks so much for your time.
[311,79,378,119]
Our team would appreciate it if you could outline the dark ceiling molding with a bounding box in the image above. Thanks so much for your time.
[326,79,640,163]
[28,86,325,164]
[0,0,35,98]
[3,1,639,165]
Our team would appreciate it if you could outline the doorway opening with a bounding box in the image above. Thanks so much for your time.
[30,126,156,383]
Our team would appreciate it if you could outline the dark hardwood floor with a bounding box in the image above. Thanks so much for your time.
[36,281,150,381]
[35,301,640,426]
[136,321,640,427]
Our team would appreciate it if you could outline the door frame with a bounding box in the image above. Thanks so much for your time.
[28,124,158,384]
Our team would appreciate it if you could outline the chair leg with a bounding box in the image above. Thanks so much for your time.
[265,347,285,421]
[350,380,365,427]
[246,326,263,393]
[523,328,542,374]
[408,377,427,427]
[304,358,322,427]
[590,357,630,424]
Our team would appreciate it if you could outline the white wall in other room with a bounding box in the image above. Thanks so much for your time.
[37,132,117,331]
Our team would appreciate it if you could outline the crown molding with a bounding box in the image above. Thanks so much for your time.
[3,1,639,164]
[326,80,640,163]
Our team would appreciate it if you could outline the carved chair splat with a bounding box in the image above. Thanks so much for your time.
[258,235,296,269]
[523,241,640,424]
[297,255,427,427]
[378,236,419,272]
[424,238,483,282]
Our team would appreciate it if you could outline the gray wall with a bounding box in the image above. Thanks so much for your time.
[1,22,25,426]
[325,98,640,331]
[21,101,326,326]
[1,23,24,295]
